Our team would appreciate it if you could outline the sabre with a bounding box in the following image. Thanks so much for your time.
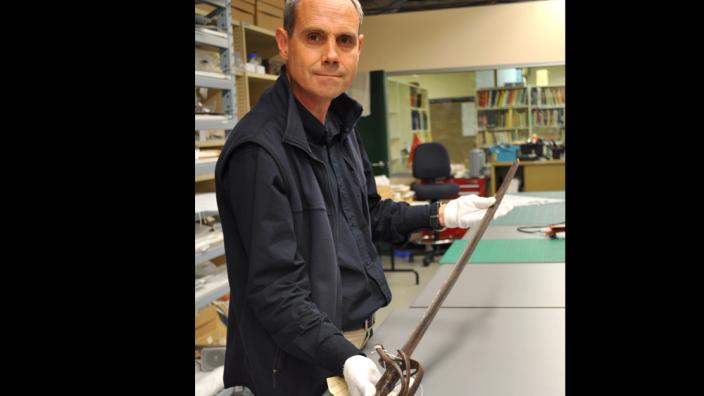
[374,159,521,396]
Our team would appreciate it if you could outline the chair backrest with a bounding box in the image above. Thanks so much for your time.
[412,142,452,180]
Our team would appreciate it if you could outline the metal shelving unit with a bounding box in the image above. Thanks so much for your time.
[196,70,235,90]
[195,269,230,312]
[195,27,228,49]
[195,0,237,146]
[195,114,237,131]
[195,158,217,180]
[194,2,233,312]
[196,241,226,266]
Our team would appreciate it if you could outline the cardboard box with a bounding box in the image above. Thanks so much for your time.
[195,47,222,74]
[232,6,255,24]
[259,0,284,9]
[195,303,228,346]
[233,0,255,13]
[256,10,283,31]
[257,1,284,18]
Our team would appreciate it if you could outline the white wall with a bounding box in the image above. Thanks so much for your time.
[389,72,476,99]
[358,0,565,72]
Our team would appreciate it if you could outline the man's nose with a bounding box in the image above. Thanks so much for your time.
[321,37,339,65]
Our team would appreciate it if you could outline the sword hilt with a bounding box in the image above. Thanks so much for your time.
[374,345,423,396]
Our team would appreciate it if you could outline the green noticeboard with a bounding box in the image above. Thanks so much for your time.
[356,70,389,176]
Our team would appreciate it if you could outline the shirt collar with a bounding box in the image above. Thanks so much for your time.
[294,98,341,146]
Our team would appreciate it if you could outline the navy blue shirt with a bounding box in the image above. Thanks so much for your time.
[295,99,390,330]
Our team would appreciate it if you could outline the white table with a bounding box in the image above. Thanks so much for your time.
[364,308,565,396]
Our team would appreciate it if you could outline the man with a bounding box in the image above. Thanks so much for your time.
[214,1,511,395]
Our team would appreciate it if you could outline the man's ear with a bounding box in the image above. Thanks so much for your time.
[275,27,289,60]
[358,33,364,53]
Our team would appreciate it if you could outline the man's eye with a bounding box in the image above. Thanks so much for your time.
[339,36,354,45]
[307,33,321,42]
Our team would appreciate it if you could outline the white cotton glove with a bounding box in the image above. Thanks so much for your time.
[343,355,382,396]
[443,194,513,228]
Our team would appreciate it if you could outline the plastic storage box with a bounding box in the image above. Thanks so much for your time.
[490,144,519,162]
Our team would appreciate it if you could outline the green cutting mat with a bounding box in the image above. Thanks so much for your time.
[439,238,565,264]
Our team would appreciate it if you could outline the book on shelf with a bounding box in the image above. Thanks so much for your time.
[478,109,529,129]
[410,110,428,130]
[479,130,518,146]
[531,108,565,127]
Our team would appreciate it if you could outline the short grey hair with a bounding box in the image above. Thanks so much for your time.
[284,0,364,36]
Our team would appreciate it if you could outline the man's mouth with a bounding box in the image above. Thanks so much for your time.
[314,73,343,78]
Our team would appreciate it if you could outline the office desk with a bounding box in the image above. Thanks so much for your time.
[364,308,565,396]
[490,160,565,195]
[411,263,565,308]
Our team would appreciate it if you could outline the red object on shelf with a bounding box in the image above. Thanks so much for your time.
[408,133,422,168]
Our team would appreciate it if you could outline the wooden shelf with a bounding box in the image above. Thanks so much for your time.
[533,84,565,88]
[478,127,530,132]
[244,23,276,37]
[247,72,278,81]
[232,20,277,36]
[196,173,215,182]
[477,86,527,91]
[477,106,528,110]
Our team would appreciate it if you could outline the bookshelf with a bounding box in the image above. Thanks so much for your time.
[386,79,432,175]
[476,85,565,147]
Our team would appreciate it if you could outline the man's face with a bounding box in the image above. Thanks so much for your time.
[276,0,364,107]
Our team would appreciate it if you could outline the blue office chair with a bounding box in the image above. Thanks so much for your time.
[410,143,460,265]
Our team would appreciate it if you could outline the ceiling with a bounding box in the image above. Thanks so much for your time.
[359,0,544,15]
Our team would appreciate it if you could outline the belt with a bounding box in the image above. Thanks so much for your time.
[344,314,376,332]
[362,314,375,329]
